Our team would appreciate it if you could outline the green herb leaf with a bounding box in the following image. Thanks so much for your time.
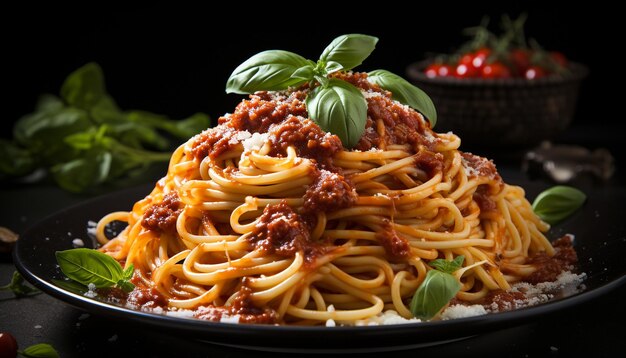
[60,62,106,110]
[532,186,586,225]
[0,271,40,297]
[20,343,60,358]
[367,69,438,127]
[319,34,378,71]
[0,140,35,177]
[306,79,367,148]
[428,255,465,274]
[226,50,310,94]
[13,107,92,163]
[290,65,315,81]
[123,264,134,281]
[409,270,462,320]
[51,149,112,193]
[117,280,135,292]
[55,248,126,288]
[324,61,343,75]
[127,111,209,140]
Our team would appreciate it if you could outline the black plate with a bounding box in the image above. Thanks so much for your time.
[14,182,626,353]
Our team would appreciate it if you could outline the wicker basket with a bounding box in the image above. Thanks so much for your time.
[406,61,588,148]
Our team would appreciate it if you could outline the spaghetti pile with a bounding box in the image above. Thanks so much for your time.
[97,73,562,325]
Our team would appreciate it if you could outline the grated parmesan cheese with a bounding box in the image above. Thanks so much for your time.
[441,304,487,319]
[242,132,268,152]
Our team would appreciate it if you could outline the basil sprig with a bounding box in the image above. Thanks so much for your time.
[410,256,464,320]
[225,34,436,148]
[532,186,586,225]
[56,248,135,292]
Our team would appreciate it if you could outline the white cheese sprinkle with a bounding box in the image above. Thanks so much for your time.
[242,132,268,152]
[72,238,85,247]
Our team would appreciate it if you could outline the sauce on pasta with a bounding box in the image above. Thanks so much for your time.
[95,71,580,325]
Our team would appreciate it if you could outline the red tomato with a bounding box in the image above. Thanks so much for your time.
[524,66,548,79]
[455,63,478,78]
[481,62,511,79]
[0,332,18,358]
[459,53,475,67]
[510,48,531,74]
[472,47,491,69]
[550,51,568,67]
[438,64,455,77]
[424,64,441,78]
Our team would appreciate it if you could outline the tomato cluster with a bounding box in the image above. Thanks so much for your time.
[425,48,568,80]
[423,14,570,80]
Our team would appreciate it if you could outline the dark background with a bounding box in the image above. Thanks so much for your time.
[2,3,620,139]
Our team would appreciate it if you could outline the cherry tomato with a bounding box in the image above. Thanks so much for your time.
[424,63,441,78]
[509,48,531,75]
[481,62,511,79]
[524,66,548,79]
[455,63,478,78]
[0,332,18,358]
[472,47,491,70]
[550,51,568,67]
[437,64,455,77]
[459,53,475,67]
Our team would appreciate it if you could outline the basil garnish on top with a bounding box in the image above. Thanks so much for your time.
[410,256,464,320]
[225,34,436,148]
[532,185,586,225]
[56,248,135,292]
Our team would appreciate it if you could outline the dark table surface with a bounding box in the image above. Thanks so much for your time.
[1,124,625,357]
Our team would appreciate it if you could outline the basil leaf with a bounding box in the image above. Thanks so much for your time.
[21,343,60,358]
[55,248,124,288]
[291,65,315,81]
[51,149,112,192]
[324,61,343,75]
[0,140,35,177]
[90,95,124,124]
[13,107,92,161]
[226,50,310,94]
[306,79,367,148]
[128,111,210,140]
[0,271,40,297]
[117,280,135,293]
[410,270,462,320]
[367,69,437,127]
[60,62,107,110]
[123,264,135,281]
[429,255,465,274]
[532,186,586,225]
[319,34,378,70]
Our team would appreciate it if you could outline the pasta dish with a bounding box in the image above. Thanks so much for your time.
[93,36,579,326]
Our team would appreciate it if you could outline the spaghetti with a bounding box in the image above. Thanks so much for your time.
[97,72,574,325]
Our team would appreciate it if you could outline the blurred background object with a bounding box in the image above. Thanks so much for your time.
[2,3,623,187]
[406,14,588,149]
[523,141,614,184]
